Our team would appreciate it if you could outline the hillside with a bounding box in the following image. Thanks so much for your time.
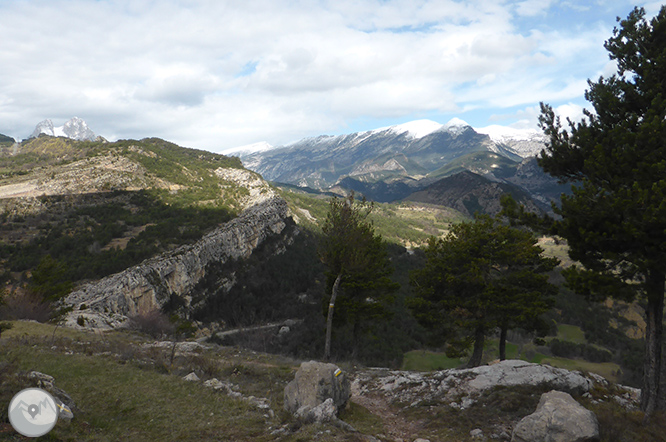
[0,135,295,328]
[406,170,547,217]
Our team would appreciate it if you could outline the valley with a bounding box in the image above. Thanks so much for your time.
[0,123,656,441]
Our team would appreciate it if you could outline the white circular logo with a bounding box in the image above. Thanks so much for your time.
[8,388,59,437]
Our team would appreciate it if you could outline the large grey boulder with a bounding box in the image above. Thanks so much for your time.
[353,359,601,409]
[512,390,599,442]
[284,361,350,421]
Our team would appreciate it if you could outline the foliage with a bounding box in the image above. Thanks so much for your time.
[0,292,54,323]
[0,191,233,302]
[128,309,176,339]
[410,215,558,367]
[537,6,666,413]
[319,193,399,360]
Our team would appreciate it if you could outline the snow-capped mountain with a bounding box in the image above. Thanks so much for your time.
[29,117,97,141]
[237,119,546,190]
[476,125,547,158]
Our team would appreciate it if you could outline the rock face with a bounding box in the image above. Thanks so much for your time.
[353,360,601,410]
[284,361,351,422]
[64,197,293,328]
[512,390,599,442]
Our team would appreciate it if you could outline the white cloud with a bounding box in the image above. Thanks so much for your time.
[0,0,641,151]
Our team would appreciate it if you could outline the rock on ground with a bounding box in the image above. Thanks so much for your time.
[353,359,601,409]
[511,390,599,442]
[284,361,351,421]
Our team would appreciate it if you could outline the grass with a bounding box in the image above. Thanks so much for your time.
[3,345,270,441]
[556,324,587,344]
[401,350,464,371]
[1,320,663,442]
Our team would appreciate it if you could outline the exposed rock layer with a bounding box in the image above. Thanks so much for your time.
[64,197,292,329]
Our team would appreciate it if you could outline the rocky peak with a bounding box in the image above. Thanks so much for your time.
[29,117,97,141]
[62,117,96,141]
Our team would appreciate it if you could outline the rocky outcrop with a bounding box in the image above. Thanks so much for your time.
[512,390,599,442]
[353,360,603,410]
[64,197,293,329]
[284,361,351,422]
[26,371,75,421]
[214,167,278,208]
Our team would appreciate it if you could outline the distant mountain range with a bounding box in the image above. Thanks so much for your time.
[232,119,567,215]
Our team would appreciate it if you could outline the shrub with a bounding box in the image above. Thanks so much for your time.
[128,309,175,338]
[0,292,53,322]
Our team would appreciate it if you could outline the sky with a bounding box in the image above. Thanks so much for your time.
[0,0,663,153]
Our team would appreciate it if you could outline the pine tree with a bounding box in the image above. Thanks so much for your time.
[538,6,666,415]
[410,216,557,367]
[319,193,397,361]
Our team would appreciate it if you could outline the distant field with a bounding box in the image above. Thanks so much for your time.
[279,187,466,246]
[556,324,587,344]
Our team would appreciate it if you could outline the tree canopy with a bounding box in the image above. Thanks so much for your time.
[319,193,397,360]
[538,6,666,415]
[410,215,557,367]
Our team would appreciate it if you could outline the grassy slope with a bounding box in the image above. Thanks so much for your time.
[279,187,467,246]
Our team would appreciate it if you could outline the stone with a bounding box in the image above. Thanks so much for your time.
[470,428,484,438]
[278,326,290,336]
[183,372,200,382]
[295,397,337,423]
[26,371,75,419]
[511,390,599,442]
[354,360,599,409]
[284,361,350,420]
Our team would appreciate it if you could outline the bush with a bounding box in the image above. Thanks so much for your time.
[548,338,613,363]
[0,292,53,322]
[129,309,175,338]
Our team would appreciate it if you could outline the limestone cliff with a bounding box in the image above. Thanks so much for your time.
[64,197,293,329]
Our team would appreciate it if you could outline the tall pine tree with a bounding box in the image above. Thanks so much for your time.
[538,6,666,415]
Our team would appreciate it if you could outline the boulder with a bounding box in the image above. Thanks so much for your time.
[354,360,599,409]
[511,390,599,442]
[284,361,350,420]
[27,371,75,420]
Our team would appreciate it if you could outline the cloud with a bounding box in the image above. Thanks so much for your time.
[0,0,639,151]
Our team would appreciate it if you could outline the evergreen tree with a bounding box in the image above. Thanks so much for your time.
[538,6,666,415]
[319,193,397,360]
[410,216,557,367]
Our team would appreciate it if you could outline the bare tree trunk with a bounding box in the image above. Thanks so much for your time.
[641,269,664,417]
[499,324,508,361]
[324,273,343,361]
[467,325,485,368]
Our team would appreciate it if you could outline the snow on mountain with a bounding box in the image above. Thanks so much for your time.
[29,117,97,141]
[224,141,275,156]
[383,119,444,140]
[475,125,542,142]
[442,117,472,136]
[475,125,547,158]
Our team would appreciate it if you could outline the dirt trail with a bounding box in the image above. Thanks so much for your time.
[351,389,425,442]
